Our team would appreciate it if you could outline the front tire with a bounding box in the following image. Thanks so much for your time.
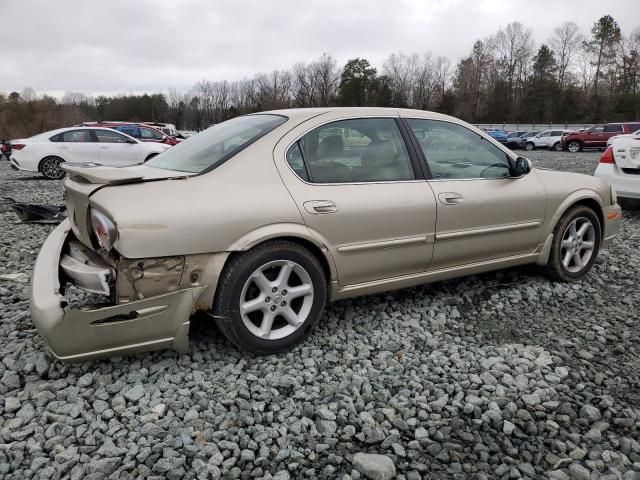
[213,240,327,354]
[40,156,65,179]
[525,142,534,151]
[544,205,601,282]
[567,141,581,153]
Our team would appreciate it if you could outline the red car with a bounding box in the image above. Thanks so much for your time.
[561,122,640,152]
[82,122,179,146]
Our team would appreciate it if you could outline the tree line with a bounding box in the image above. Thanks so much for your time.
[1,14,638,139]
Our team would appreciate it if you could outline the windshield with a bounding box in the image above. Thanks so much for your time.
[146,114,287,173]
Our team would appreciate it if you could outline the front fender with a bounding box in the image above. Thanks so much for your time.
[542,189,604,239]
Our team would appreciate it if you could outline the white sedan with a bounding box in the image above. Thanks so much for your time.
[9,127,171,179]
[607,128,640,147]
[595,132,640,200]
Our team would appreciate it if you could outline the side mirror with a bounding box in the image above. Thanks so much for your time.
[513,157,532,177]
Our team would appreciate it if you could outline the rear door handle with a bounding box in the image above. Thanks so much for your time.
[303,200,338,214]
[98,146,109,149]
[438,192,464,205]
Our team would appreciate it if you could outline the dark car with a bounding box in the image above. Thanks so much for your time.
[508,131,540,149]
[505,131,527,149]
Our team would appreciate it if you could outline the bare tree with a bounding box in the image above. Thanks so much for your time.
[490,22,535,105]
[382,52,416,106]
[21,87,37,102]
[550,22,583,90]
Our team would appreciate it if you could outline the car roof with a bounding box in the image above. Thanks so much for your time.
[259,107,473,126]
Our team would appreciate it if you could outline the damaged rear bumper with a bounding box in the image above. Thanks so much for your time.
[30,219,207,362]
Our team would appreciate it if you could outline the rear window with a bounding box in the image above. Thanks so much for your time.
[604,124,623,133]
[146,114,287,174]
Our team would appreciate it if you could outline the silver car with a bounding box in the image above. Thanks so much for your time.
[30,108,622,361]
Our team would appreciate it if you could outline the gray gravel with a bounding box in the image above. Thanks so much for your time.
[1,150,639,480]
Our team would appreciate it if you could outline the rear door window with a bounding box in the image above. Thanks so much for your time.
[140,127,164,141]
[58,130,93,142]
[94,129,132,143]
[289,118,415,183]
[604,124,623,133]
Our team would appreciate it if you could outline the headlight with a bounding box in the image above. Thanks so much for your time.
[90,208,118,251]
[610,185,617,205]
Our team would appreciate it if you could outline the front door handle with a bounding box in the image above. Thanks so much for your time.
[303,200,338,214]
[98,146,109,149]
[438,192,464,205]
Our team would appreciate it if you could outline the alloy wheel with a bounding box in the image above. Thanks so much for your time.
[560,217,596,273]
[41,157,64,179]
[239,260,314,340]
[568,142,580,153]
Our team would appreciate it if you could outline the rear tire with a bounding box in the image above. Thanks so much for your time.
[212,240,327,354]
[525,142,534,151]
[544,205,601,282]
[553,142,562,151]
[567,141,581,153]
[40,156,65,180]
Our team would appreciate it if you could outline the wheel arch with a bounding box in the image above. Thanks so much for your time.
[547,191,605,240]
[224,224,338,285]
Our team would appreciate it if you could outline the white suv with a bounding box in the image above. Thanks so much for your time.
[524,130,572,151]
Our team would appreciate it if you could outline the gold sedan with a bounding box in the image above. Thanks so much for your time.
[30,108,621,361]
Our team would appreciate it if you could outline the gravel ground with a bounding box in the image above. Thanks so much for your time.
[0,151,639,480]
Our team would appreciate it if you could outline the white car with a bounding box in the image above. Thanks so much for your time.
[9,127,170,179]
[524,129,573,151]
[607,128,640,147]
[595,133,640,200]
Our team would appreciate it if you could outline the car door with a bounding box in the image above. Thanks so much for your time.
[602,124,624,147]
[404,118,547,270]
[55,129,98,164]
[273,114,437,286]
[92,129,143,166]
[583,126,605,147]
[533,131,550,148]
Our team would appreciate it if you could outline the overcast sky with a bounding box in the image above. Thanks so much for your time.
[2,0,639,97]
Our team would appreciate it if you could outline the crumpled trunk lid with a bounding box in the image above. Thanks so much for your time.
[63,164,193,248]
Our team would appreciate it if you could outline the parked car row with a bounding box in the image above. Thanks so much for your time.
[483,121,640,153]
[485,129,570,151]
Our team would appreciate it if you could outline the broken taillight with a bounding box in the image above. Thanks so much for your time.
[599,146,615,164]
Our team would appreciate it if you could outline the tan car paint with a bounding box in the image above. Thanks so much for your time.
[272,110,437,285]
[30,107,622,361]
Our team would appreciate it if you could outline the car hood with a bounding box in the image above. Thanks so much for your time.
[534,167,611,207]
